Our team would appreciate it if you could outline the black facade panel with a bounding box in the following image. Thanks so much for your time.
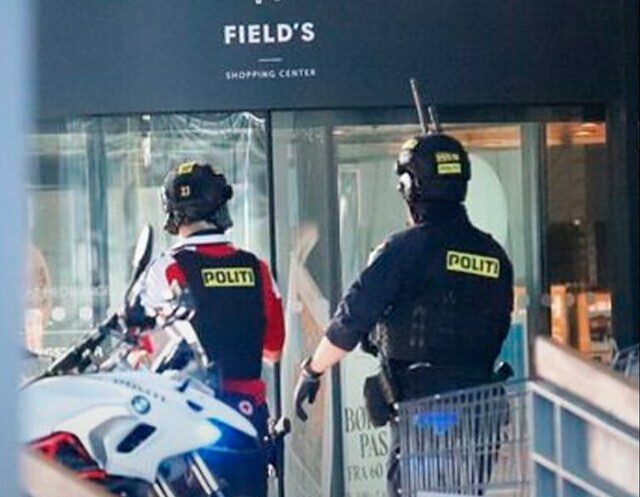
[37,0,623,118]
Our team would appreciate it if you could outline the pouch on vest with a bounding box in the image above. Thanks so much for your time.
[363,370,397,427]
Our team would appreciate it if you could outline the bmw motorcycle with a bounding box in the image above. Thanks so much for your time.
[20,226,287,497]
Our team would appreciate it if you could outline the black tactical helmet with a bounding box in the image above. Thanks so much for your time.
[162,161,234,235]
[395,133,471,204]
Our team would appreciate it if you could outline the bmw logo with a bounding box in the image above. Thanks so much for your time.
[131,395,151,415]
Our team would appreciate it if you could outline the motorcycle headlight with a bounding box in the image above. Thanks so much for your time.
[194,421,222,446]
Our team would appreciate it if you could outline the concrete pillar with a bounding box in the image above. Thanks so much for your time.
[0,1,31,496]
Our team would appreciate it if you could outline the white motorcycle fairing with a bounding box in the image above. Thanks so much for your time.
[20,371,258,483]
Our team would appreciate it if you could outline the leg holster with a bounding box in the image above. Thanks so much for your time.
[363,367,398,427]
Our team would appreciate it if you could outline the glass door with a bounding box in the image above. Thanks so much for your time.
[272,113,341,497]
[273,109,541,497]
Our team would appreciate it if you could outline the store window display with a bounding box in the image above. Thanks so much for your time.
[545,123,613,363]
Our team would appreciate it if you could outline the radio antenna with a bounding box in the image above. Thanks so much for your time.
[410,78,442,134]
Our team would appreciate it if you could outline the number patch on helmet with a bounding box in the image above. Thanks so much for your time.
[179,185,191,198]
[202,267,256,287]
[435,152,462,175]
[177,162,196,175]
[446,251,500,278]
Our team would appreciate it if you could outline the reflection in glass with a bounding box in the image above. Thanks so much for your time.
[273,115,335,497]
[26,112,269,367]
[545,122,613,362]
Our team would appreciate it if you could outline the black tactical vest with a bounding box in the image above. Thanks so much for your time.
[173,248,266,380]
[377,219,513,383]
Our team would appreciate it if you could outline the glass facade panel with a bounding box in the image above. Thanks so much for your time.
[335,125,402,497]
[544,122,612,363]
[26,111,269,364]
[27,125,93,357]
[273,112,337,497]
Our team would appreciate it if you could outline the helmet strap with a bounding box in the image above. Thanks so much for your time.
[208,204,233,233]
[163,211,183,235]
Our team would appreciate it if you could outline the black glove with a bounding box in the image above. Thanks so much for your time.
[124,295,156,331]
[492,361,514,382]
[294,357,322,422]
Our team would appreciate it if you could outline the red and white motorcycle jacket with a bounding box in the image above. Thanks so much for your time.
[139,231,285,404]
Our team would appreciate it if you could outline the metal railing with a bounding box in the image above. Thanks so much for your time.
[398,380,639,497]
[529,381,639,497]
[612,344,640,379]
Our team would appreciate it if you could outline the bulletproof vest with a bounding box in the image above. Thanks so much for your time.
[378,221,512,381]
[173,248,266,380]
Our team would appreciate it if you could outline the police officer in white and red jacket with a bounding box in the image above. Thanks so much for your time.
[139,161,284,497]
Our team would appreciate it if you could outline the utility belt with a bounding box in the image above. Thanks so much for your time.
[363,361,503,427]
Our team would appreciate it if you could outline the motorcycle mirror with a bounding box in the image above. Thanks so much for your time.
[132,224,154,280]
[124,225,154,303]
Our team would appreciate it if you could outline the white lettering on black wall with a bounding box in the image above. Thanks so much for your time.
[223,22,315,45]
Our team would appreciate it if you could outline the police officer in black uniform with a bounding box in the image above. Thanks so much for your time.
[293,133,514,496]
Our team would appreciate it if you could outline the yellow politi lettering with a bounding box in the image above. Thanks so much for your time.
[201,267,256,287]
[446,251,500,278]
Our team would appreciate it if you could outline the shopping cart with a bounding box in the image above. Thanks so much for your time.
[398,381,531,497]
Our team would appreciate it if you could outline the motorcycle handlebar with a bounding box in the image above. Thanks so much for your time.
[32,292,196,381]
[37,314,121,379]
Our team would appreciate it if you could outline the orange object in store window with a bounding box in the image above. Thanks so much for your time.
[575,291,613,363]
[550,285,570,346]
